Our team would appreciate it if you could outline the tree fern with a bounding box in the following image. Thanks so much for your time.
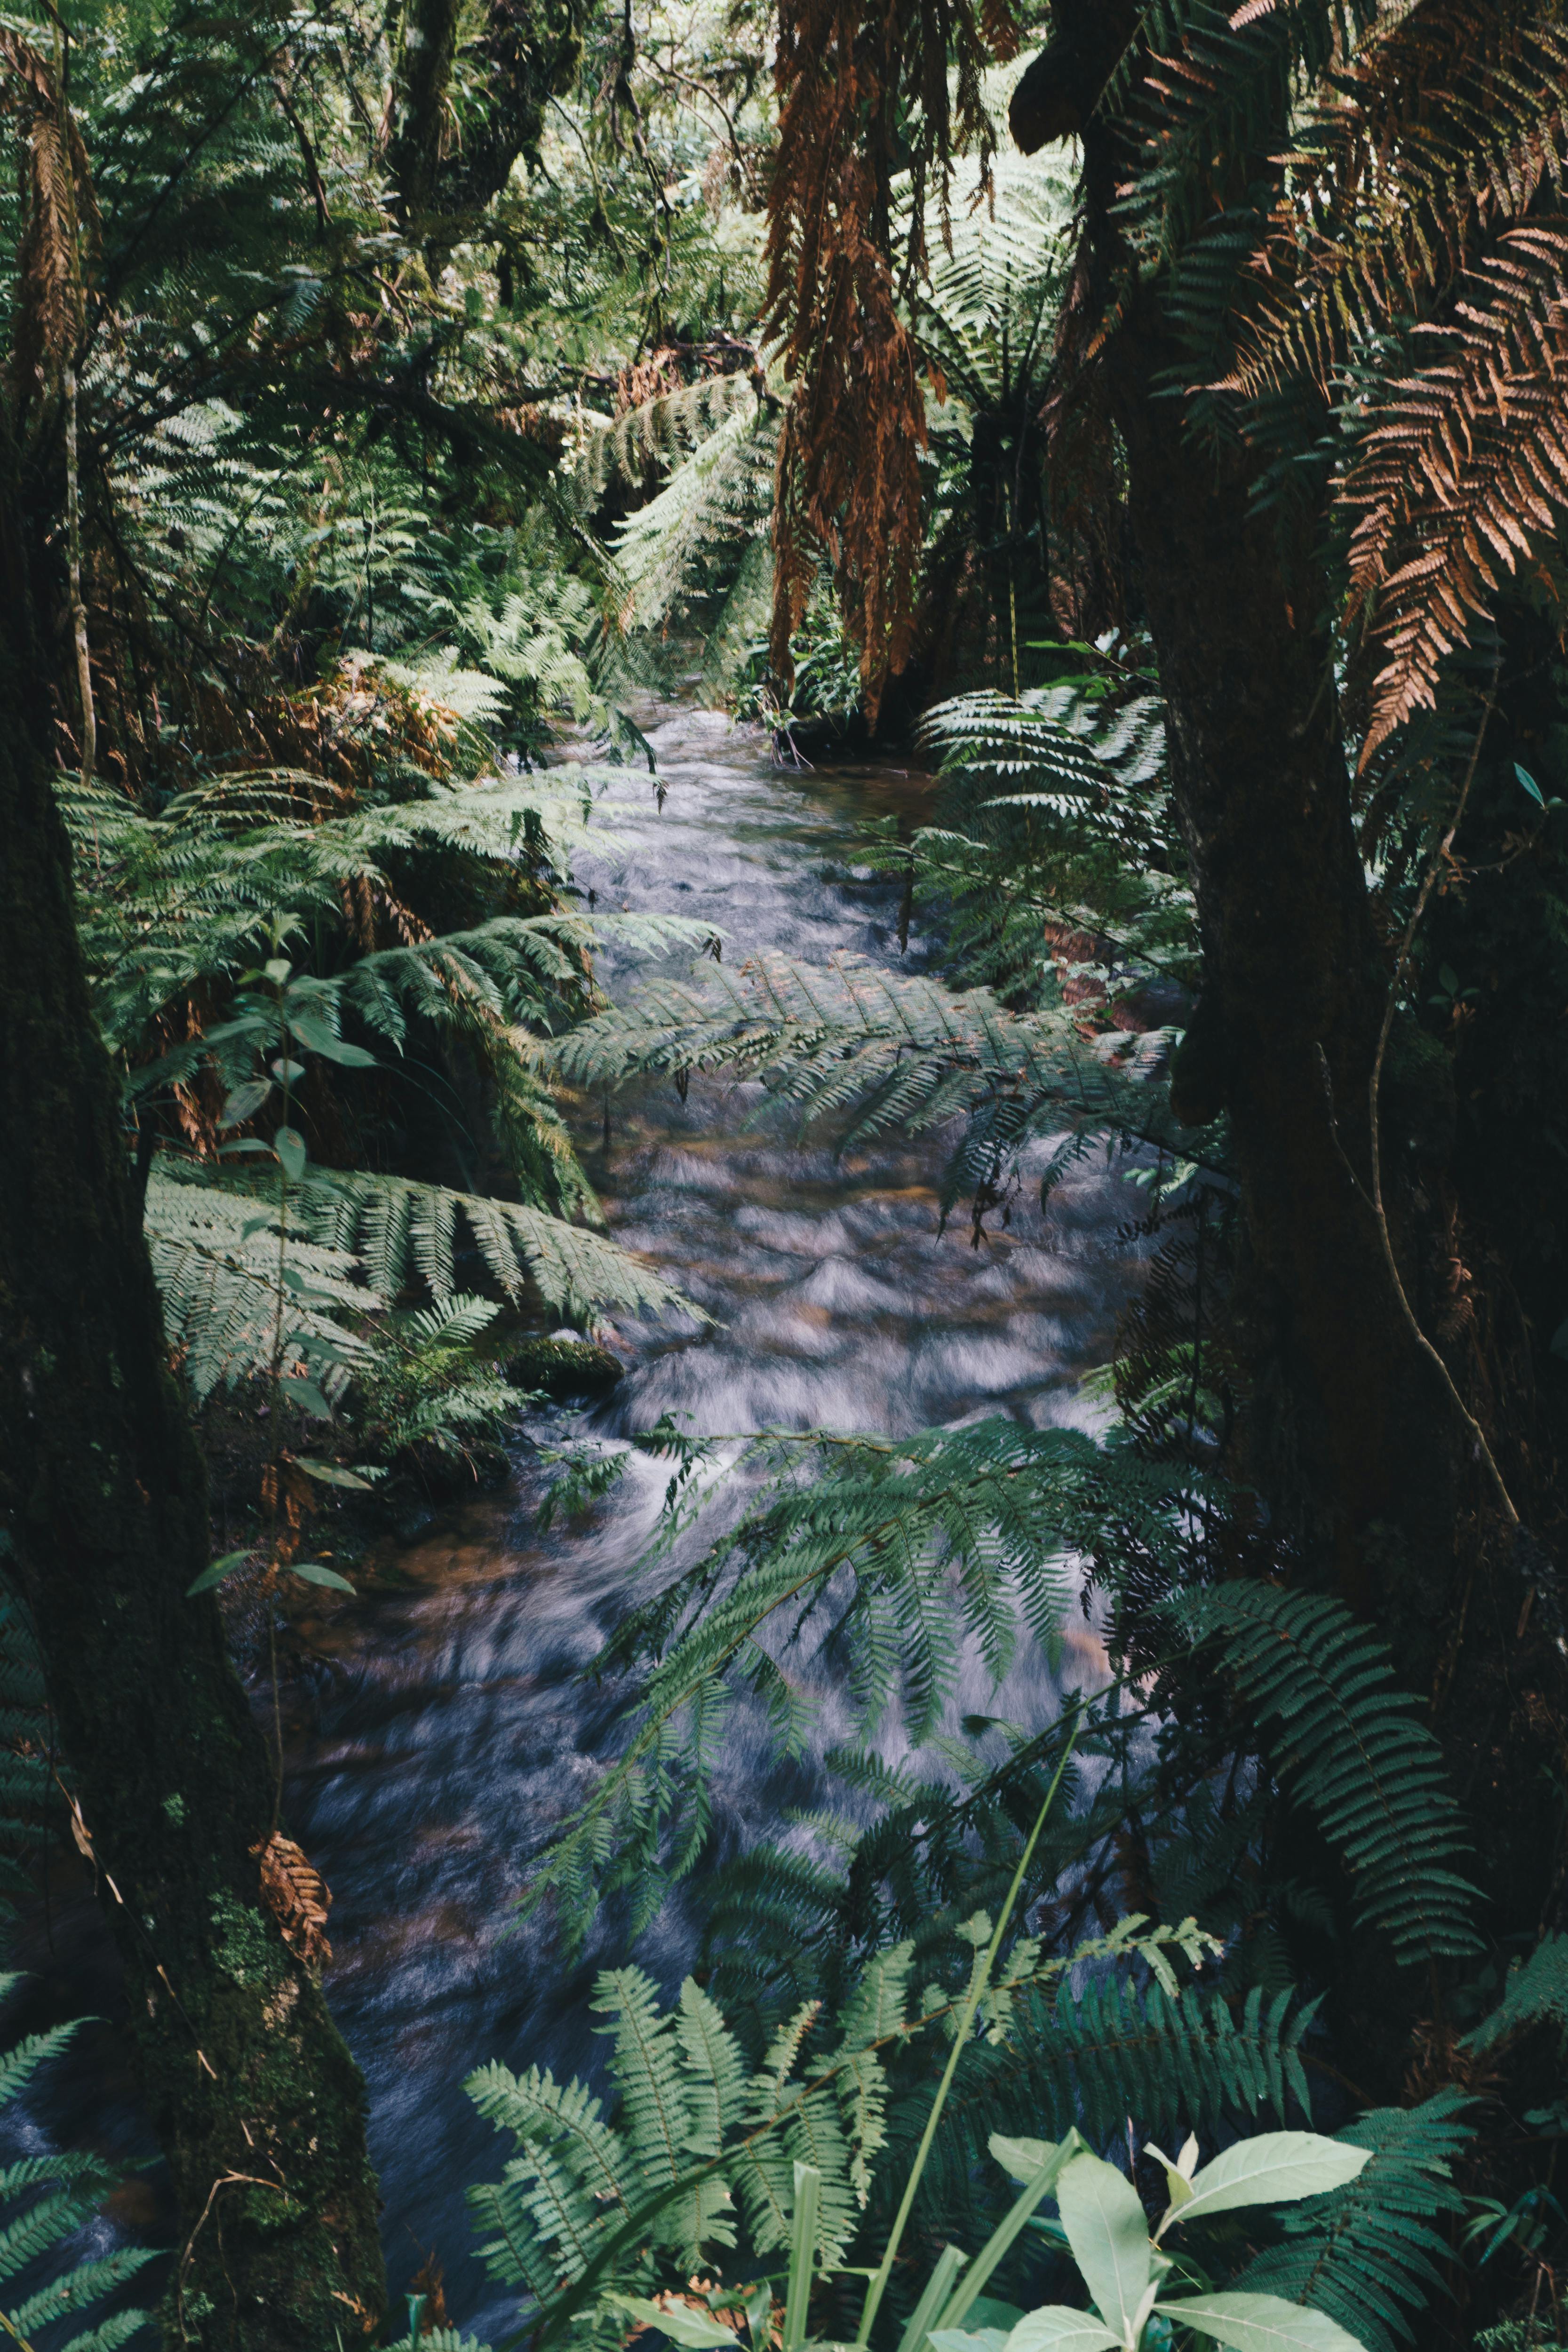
[301,1170,698,1325]
[144,1164,376,1403]
[520,1418,1198,1949]
[556,948,1180,1240]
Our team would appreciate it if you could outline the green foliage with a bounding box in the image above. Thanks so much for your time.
[1463,1936,1568,2054]
[354,1294,525,1470]
[302,1169,700,1328]
[0,1984,155,2350]
[1180,1586,1482,1967]
[144,1164,374,1405]
[1232,2093,1473,2352]
[897,678,1194,1007]
[518,1416,1196,1947]
[557,946,1180,1240]
[466,1918,1287,2348]
[466,1959,866,2344]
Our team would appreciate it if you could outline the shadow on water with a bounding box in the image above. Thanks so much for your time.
[5,707,1154,2332]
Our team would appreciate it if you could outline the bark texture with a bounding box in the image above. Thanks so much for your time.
[1016,3,1568,2078]
[0,437,387,2343]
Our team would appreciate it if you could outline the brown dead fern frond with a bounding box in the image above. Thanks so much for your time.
[765,0,1018,723]
[1219,0,1568,400]
[0,25,101,401]
[252,1830,333,1968]
[1341,221,1568,763]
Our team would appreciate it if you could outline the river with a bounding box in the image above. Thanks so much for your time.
[9,706,1148,2335]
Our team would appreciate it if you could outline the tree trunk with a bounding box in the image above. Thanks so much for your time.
[1014,9,1568,2086]
[387,0,462,225]
[0,436,387,2344]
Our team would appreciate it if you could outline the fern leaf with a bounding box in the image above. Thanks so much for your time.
[1186,1586,1481,1964]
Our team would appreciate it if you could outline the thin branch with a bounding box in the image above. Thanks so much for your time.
[1367,663,1519,1525]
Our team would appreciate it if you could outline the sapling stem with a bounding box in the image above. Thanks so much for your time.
[853,1705,1084,2346]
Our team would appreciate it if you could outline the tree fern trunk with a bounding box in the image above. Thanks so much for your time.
[0,431,387,2344]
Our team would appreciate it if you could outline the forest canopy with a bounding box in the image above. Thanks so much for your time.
[0,3,1567,2351]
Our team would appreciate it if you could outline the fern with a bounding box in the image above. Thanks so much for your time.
[1463,1934,1568,2054]
[520,1416,1202,1947]
[466,1919,1244,2342]
[557,948,1180,1240]
[467,1955,871,2340]
[1182,1585,1482,1965]
[1218,1,1568,401]
[0,1985,155,2349]
[144,1164,376,1402]
[301,1170,698,1326]
[1338,223,1568,761]
[1231,2091,1474,2352]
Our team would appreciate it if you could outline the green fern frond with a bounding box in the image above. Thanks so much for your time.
[0,1996,154,2342]
[144,1165,376,1401]
[521,1418,1196,1950]
[1464,1933,1568,2053]
[1232,2090,1473,2352]
[1186,1585,1482,1965]
[301,1171,699,1325]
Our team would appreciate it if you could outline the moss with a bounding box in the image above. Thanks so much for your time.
[210,1892,285,1990]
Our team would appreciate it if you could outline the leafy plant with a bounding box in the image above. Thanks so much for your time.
[0,1988,154,2352]
[948,2129,1372,2352]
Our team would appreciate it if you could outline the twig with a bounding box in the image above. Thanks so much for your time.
[1364,664,1519,1526]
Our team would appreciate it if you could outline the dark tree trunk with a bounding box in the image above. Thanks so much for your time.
[1014,7,1568,2082]
[0,437,387,2341]
[1109,328,1459,1600]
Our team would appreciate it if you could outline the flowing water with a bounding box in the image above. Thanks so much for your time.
[9,706,1151,2332]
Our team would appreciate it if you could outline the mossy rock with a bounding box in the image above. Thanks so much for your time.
[505,1335,623,1400]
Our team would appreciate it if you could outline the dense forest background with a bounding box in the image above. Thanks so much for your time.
[2,0,1568,2347]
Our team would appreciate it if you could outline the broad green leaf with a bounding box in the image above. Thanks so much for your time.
[602,2296,739,2349]
[942,2135,1085,2339]
[965,2300,1024,2331]
[285,1561,356,1593]
[186,1548,255,1596]
[989,2135,1062,2184]
[269,1057,307,1084]
[1155,2293,1367,2352]
[273,1126,307,1183]
[1145,2136,1198,2217]
[1003,2311,1120,2352]
[263,958,293,985]
[1055,2154,1151,2344]
[219,1078,272,1128]
[293,1459,377,1489]
[929,2330,1009,2352]
[285,1009,377,1065]
[1156,2135,1369,2238]
[280,1375,333,1420]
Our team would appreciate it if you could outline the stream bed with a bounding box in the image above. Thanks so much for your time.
[11,707,1150,2333]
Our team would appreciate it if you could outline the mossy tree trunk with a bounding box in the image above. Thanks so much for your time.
[0,437,388,2342]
